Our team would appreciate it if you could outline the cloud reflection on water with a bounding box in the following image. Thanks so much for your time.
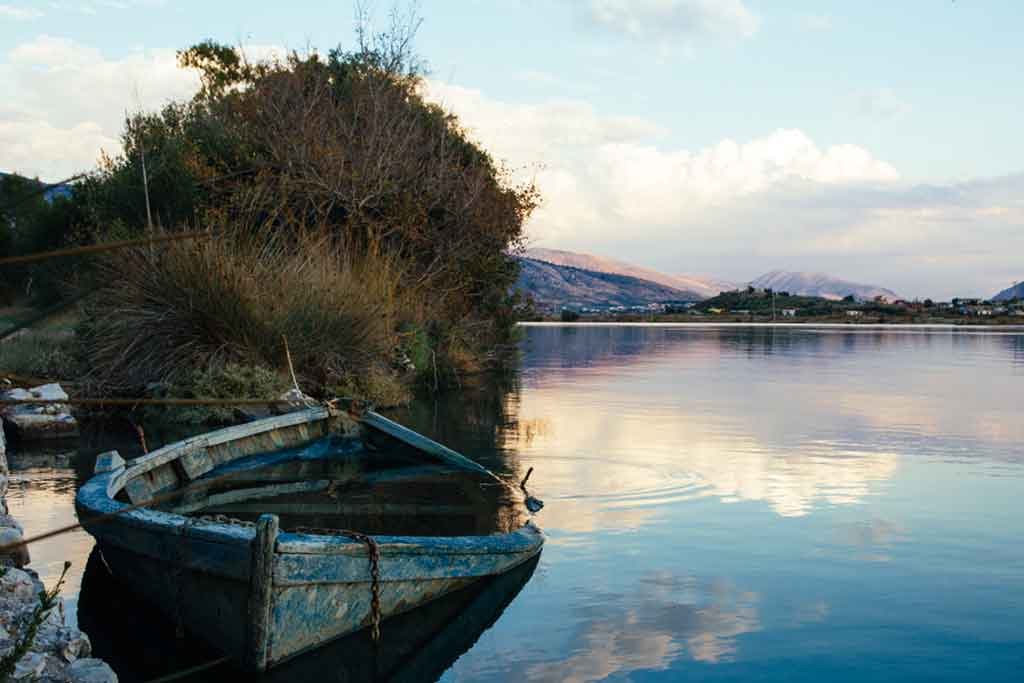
[525,572,761,682]
[511,326,1022,527]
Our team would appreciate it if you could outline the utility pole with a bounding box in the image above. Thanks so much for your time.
[772,289,777,321]
[139,122,153,233]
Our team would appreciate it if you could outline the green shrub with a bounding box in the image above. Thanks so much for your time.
[145,362,291,424]
[0,332,82,381]
[325,363,411,409]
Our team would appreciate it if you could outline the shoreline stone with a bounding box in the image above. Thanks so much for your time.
[0,385,80,442]
[0,415,118,682]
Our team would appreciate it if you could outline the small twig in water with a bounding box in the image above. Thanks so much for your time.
[520,466,534,490]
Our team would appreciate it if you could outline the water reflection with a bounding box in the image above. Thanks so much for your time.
[10,325,1024,681]
[527,573,761,682]
[833,517,908,562]
[6,421,198,621]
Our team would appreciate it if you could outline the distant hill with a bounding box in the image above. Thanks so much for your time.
[524,247,732,299]
[749,270,899,302]
[993,281,1024,301]
[516,257,698,310]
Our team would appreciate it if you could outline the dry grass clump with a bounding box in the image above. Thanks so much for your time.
[78,229,403,396]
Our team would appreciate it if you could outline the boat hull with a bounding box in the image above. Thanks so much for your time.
[92,529,541,669]
[76,407,544,671]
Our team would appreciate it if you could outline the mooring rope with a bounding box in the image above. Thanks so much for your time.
[0,397,295,408]
[0,229,217,267]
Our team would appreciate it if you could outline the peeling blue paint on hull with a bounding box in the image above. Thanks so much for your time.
[75,408,545,671]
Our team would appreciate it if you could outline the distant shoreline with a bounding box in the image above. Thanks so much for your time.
[520,320,1024,330]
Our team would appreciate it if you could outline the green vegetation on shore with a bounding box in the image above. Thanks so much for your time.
[0,18,537,421]
[535,287,1024,325]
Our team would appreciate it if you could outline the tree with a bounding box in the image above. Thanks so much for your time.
[73,10,539,388]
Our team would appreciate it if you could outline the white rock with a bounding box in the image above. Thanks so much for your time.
[0,568,42,602]
[0,389,32,414]
[32,384,68,403]
[60,630,91,662]
[66,658,118,683]
[1,385,77,440]
[276,388,316,413]
[2,414,79,441]
[0,528,30,567]
[11,651,45,680]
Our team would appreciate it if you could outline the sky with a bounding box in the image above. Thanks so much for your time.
[1,0,1022,299]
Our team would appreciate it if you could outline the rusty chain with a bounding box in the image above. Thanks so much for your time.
[292,526,382,642]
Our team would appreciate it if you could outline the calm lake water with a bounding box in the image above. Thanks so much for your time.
[8,324,1024,681]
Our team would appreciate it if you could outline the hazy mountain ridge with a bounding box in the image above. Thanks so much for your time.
[515,257,699,309]
[0,171,72,202]
[524,247,733,299]
[749,270,900,301]
[993,281,1024,301]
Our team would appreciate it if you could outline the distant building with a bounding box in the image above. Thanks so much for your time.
[846,310,864,317]
[781,308,797,317]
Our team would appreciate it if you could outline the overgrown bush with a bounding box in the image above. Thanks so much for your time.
[86,24,535,383]
[22,9,537,404]
[78,229,403,395]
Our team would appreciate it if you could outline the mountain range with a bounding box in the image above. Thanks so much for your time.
[518,247,902,309]
[516,258,695,309]
[524,248,734,299]
[993,282,1024,301]
[749,270,899,302]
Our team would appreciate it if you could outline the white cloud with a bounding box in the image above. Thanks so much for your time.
[2,33,1018,298]
[0,35,201,179]
[582,0,760,42]
[0,4,43,19]
[0,119,118,181]
[425,80,1023,298]
[425,81,897,234]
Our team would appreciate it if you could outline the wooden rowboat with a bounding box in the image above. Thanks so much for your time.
[78,546,540,682]
[75,405,544,672]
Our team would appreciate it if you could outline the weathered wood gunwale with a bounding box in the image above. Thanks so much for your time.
[75,406,544,671]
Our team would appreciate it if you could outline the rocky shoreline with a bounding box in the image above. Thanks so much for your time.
[0,384,117,682]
